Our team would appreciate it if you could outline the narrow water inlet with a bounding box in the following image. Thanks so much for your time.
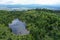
[9,18,29,35]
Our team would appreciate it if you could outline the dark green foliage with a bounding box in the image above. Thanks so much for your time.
[0,9,60,40]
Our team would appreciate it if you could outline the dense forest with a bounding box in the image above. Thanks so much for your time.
[0,9,60,40]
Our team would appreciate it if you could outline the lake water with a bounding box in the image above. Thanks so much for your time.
[9,18,29,35]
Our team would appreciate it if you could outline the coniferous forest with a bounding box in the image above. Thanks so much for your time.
[0,9,60,40]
